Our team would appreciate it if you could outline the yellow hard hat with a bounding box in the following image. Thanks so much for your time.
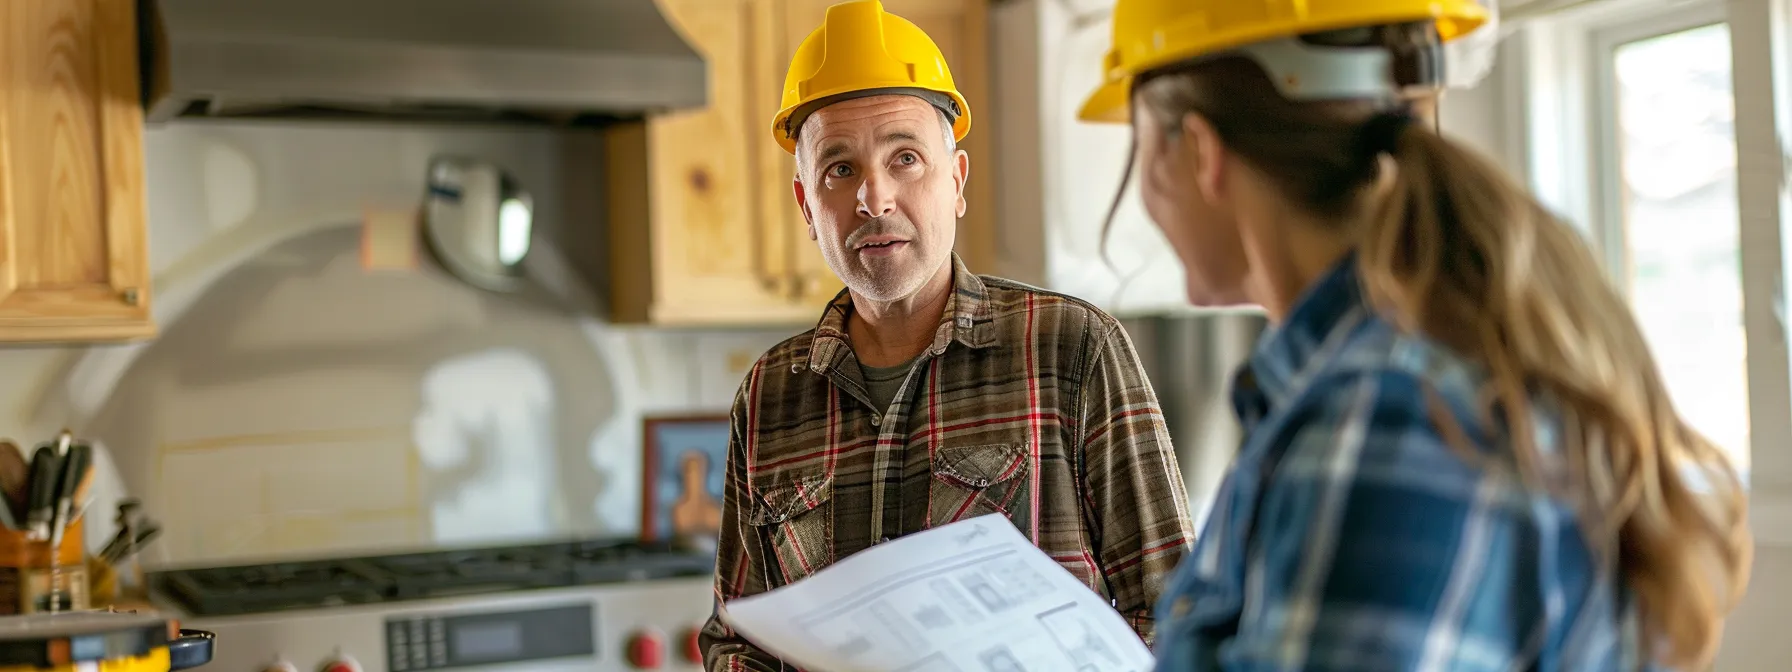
[771,0,971,155]
[1078,0,1493,124]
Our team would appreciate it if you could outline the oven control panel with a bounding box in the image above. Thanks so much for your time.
[385,604,596,671]
[181,575,715,672]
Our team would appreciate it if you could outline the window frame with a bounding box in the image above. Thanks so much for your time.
[1586,3,1730,285]
[1512,0,1792,547]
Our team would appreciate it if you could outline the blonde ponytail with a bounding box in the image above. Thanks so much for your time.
[1366,127,1751,668]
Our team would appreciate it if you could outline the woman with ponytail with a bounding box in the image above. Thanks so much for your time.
[1078,2,1752,670]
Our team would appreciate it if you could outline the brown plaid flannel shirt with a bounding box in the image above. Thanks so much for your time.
[699,255,1197,671]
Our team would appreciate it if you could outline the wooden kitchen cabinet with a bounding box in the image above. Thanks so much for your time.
[0,0,155,342]
[606,0,993,326]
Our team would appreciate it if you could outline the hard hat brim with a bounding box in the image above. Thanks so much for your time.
[1077,77,1132,125]
[772,87,973,155]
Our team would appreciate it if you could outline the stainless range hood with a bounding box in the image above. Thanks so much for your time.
[139,0,708,126]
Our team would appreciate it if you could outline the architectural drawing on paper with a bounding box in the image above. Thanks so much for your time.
[782,548,1090,671]
[721,515,1155,672]
[897,653,963,672]
[787,549,1036,668]
[869,600,929,650]
[960,571,1012,612]
[989,557,1055,600]
[1036,604,1129,672]
[928,577,984,624]
[978,644,1027,672]
[831,633,874,659]
[911,602,956,629]
[957,555,1056,615]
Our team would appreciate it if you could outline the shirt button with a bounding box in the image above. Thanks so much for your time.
[870,414,882,427]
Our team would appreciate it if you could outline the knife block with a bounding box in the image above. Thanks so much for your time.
[0,515,88,615]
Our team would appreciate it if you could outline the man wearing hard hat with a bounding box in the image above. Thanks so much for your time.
[698,2,1197,670]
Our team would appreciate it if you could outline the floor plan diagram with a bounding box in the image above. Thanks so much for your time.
[721,515,1154,672]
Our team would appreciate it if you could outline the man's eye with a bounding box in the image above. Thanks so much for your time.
[830,164,853,178]
[897,153,918,165]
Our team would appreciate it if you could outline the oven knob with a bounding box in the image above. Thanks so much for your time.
[318,655,363,672]
[627,630,665,669]
[683,628,703,663]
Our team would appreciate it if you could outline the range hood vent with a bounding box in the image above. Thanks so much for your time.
[139,0,709,127]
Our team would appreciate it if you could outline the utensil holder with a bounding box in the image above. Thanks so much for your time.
[0,515,88,614]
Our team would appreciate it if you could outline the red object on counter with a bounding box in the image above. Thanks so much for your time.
[627,630,665,669]
[683,627,704,663]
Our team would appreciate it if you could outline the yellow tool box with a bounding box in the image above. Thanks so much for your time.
[0,612,212,672]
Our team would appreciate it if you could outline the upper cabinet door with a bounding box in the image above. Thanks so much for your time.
[607,0,808,326]
[0,0,153,342]
[776,0,994,309]
[1044,14,1188,314]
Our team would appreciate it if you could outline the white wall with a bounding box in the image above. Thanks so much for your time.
[1,120,801,567]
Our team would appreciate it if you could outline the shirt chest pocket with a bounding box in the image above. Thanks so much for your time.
[748,472,834,587]
[929,443,1032,528]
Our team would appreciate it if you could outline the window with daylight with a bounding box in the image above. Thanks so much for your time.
[1606,22,1750,477]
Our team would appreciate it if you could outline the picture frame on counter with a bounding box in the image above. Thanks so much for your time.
[639,414,730,545]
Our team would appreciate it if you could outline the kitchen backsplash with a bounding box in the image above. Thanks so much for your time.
[0,120,799,568]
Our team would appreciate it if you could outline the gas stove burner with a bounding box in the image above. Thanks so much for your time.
[154,559,392,614]
[149,538,715,617]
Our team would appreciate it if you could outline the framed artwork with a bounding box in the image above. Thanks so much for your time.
[640,414,731,542]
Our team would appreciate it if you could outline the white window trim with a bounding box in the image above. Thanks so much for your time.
[1512,0,1792,547]
[1729,0,1792,549]
[1585,2,1729,279]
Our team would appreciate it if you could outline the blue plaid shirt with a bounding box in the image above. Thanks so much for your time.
[1152,257,1653,671]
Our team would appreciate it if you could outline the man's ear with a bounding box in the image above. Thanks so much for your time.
[792,175,814,225]
[953,149,969,218]
[792,175,819,241]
